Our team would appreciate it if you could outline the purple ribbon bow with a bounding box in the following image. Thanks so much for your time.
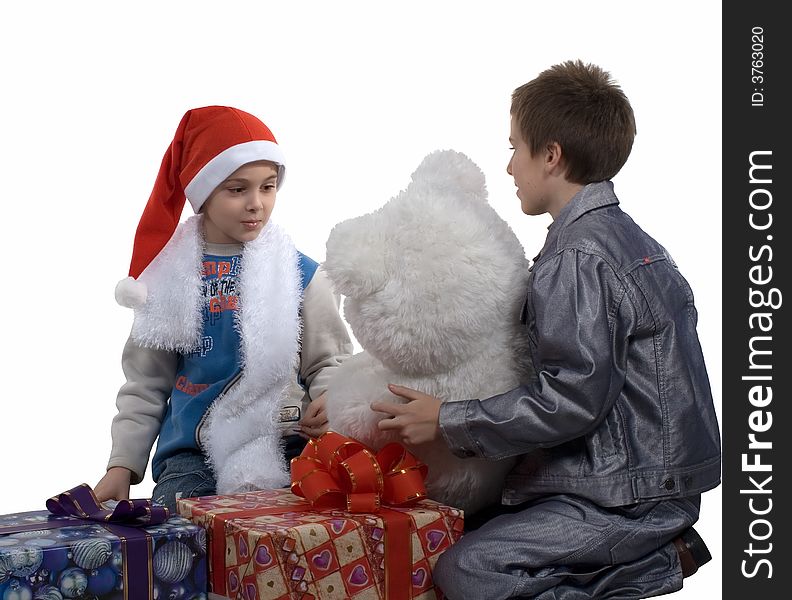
[46,483,170,525]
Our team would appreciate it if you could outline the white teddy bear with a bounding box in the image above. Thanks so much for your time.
[323,149,533,516]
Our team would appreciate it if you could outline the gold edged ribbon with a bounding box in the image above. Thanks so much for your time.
[290,431,428,513]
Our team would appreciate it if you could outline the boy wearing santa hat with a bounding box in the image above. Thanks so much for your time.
[94,106,352,511]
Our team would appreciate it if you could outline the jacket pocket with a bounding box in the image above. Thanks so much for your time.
[582,408,626,476]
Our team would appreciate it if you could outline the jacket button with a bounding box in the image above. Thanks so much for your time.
[663,477,676,491]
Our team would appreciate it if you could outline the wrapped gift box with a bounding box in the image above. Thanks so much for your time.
[0,509,208,599]
[177,489,464,600]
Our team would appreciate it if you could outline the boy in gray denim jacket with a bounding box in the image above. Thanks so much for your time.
[374,60,721,599]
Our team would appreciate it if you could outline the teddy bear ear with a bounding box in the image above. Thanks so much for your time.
[324,213,387,297]
[409,149,487,199]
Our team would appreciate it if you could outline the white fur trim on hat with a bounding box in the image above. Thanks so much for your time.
[115,276,148,308]
[184,140,286,212]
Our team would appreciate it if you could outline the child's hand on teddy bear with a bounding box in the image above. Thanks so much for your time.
[298,392,330,438]
[372,384,443,445]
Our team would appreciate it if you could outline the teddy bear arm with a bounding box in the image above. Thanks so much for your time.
[324,352,402,449]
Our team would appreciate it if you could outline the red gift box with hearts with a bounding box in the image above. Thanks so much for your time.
[176,488,463,600]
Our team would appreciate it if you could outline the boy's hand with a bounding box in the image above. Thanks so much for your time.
[372,384,442,445]
[298,392,329,438]
[94,466,132,502]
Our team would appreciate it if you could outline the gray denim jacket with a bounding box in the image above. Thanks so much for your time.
[439,181,721,507]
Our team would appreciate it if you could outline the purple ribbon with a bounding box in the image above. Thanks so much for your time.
[46,483,170,525]
[37,484,171,600]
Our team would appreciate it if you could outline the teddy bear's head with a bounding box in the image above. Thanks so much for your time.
[324,150,528,377]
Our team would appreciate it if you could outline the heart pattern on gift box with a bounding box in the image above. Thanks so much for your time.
[426,530,446,552]
[255,544,273,566]
[348,564,369,586]
[228,570,240,593]
[412,567,427,588]
[244,582,258,600]
[181,490,464,599]
[312,549,333,570]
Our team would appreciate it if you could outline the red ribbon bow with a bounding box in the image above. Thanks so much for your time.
[290,431,428,512]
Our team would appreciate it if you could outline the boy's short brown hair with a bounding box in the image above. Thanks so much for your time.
[511,60,636,184]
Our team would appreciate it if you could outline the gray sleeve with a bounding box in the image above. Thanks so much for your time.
[299,267,354,400]
[107,335,177,484]
[438,249,630,459]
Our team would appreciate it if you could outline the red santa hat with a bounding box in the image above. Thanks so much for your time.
[115,105,285,307]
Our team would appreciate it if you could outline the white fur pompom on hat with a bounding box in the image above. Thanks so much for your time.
[410,149,487,197]
[114,276,148,309]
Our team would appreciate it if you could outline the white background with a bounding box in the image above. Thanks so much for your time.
[0,1,721,597]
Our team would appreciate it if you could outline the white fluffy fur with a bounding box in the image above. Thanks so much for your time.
[323,150,533,515]
[131,216,205,351]
[201,221,302,493]
[126,215,302,493]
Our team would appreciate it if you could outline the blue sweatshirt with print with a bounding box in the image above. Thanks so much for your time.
[151,250,318,480]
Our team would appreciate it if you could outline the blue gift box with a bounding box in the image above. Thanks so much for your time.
[0,509,207,599]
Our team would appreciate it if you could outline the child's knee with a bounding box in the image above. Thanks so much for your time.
[153,490,180,513]
[433,542,468,598]
[152,466,215,511]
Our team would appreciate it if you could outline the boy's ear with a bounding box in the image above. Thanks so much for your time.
[544,142,566,175]
[323,213,387,298]
[545,141,565,172]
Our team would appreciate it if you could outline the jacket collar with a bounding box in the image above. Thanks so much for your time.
[553,180,619,230]
[535,181,619,263]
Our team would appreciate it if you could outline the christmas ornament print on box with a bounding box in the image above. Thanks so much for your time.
[0,511,208,599]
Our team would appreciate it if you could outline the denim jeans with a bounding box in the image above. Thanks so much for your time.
[151,435,308,513]
[152,451,216,513]
[434,493,701,599]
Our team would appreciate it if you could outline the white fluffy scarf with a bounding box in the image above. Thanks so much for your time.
[130,215,302,493]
